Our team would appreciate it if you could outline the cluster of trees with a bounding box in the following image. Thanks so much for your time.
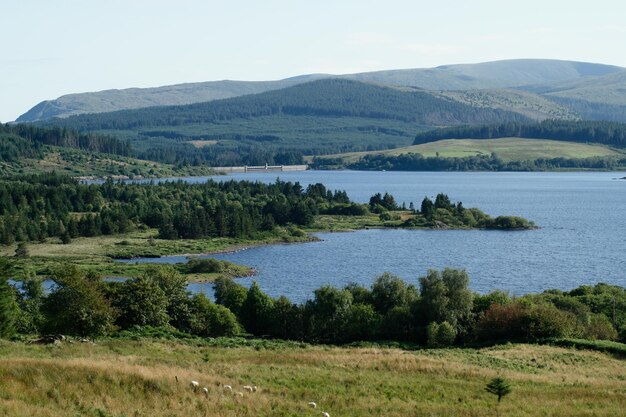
[338,153,626,172]
[0,174,357,244]
[1,263,239,338]
[390,193,535,230]
[413,120,626,148]
[0,134,44,163]
[138,142,304,167]
[0,123,131,156]
[3,264,624,347]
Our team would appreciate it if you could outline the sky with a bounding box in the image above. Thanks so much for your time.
[1,0,626,122]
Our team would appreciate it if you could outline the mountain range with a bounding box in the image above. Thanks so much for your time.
[17,59,626,123]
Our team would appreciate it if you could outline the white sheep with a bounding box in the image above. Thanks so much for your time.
[307,401,317,409]
[321,412,330,417]
[190,381,199,390]
[202,387,209,396]
[223,384,233,392]
[235,391,244,397]
[243,385,257,393]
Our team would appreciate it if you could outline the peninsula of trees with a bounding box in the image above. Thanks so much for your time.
[0,174,535,245]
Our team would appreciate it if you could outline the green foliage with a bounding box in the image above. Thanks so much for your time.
[186,258,224,274]
[15,273,45,334]
[418,268,473,336]
[0,258,18,339]
[42,265,116,337]
[112,275,169,329]
[213,277,247,316]
[426,321,456,347]
[485,376,512,403]
[0,175,351,243]
[477,302,579,342]
[240,282,275,335]
[14,242,29,259]
[186,293,240,337]
[306,285,354,343]
[371,272,417,314]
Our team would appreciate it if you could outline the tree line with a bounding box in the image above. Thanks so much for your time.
[0,123,131,156]
[413,120,626,148]
[0,174,357,244]
[318,153,626,171]
[1,263,623,347]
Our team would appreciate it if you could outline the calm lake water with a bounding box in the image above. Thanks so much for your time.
[119,170,626,302]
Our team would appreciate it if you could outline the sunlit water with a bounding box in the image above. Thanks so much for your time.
[115,171,626,302]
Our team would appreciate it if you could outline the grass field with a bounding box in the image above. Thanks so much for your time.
[0,338,624,416]
[315,138,625,163]
[0,229,300,281]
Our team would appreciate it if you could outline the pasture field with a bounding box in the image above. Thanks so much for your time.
[0,338,625,417]
[317,138,625,163]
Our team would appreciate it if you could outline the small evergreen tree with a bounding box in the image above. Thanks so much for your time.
[14,242,29,258]
[485,376,512,403]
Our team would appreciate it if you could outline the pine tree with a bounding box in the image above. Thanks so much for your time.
[485,376,512,403]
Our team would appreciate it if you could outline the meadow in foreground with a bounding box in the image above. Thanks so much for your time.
[0,338,625,417]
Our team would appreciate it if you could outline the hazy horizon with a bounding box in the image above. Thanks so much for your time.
[2,0,626,122]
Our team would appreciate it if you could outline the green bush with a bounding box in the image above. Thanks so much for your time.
[427,321,456,347]
[186,258,224,274]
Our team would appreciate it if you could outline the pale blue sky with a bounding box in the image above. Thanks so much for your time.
[1,0,625,121]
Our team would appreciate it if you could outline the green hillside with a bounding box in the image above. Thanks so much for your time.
[42,79,530,131]
[36,79,533,164]
[319,138,624,163]
[0,124,213,178]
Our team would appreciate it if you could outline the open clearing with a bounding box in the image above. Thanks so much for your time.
[0,339,624,417]
[318,138,625,163]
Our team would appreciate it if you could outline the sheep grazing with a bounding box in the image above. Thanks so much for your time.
[243,385,257,393]
[202,387,209,396]
[321,412,330,417]
[235,391,244,397]
[307,401,317,409]
[190,381,200,391]
[223,384,233,392]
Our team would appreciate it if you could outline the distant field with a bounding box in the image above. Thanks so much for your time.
[1,339,625,417]
[187,140,218,148]
[316,138,625,163]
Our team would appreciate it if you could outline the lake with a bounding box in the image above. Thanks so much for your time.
[119,170,626,302]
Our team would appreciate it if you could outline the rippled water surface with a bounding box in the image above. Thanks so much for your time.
[124,171,626,301]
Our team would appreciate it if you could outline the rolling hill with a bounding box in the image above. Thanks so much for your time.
[34,79,534,162]
[17,59,624,122]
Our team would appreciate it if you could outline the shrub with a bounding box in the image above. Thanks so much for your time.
[186,258,224,274]
[427,321,456,347]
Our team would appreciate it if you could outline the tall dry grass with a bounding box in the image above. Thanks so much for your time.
[0,339,625,416]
